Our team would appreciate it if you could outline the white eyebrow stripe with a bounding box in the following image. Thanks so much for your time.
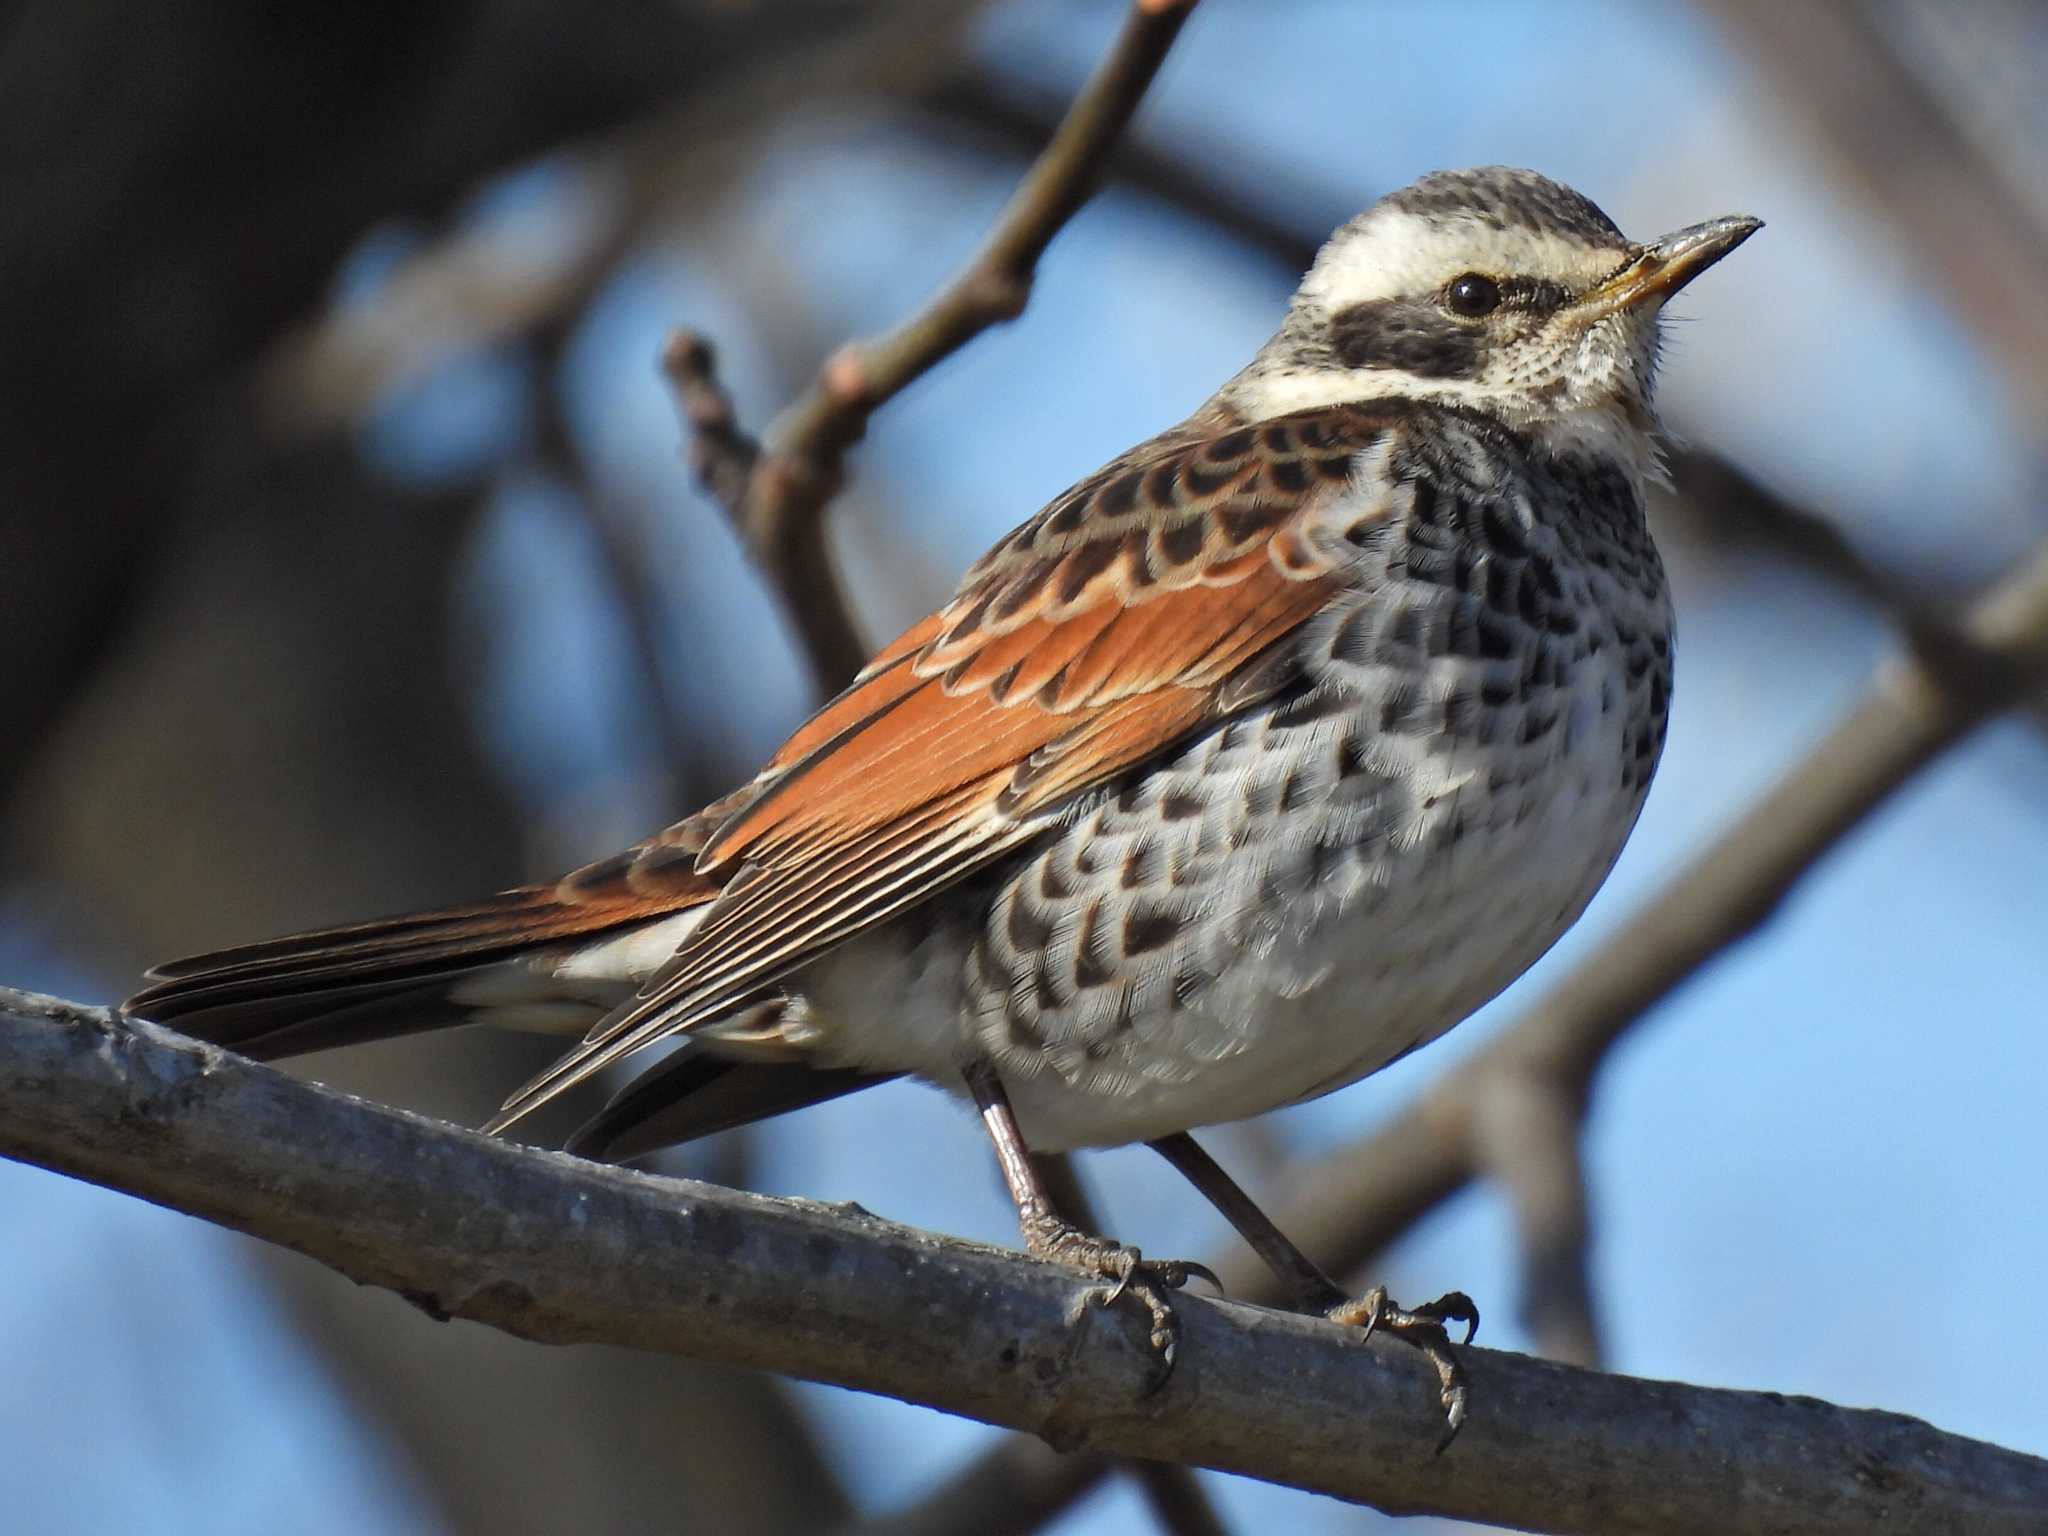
[1301,209,1620,314]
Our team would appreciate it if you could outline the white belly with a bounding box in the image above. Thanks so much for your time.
[800,630,1658,1150]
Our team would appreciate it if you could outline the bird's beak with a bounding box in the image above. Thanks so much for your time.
[1580,214,1762,316]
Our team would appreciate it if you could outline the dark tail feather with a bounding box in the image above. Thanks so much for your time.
[122,885,609,1060]
[566,1048,898,1163]
[124,970,493,1061]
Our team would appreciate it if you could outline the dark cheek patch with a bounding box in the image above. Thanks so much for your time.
[1330,300,1484,379]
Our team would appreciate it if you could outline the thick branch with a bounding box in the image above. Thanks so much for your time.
[666,0,1198,691]
[4,988,2044,1533]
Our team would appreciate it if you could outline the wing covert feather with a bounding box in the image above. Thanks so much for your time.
[491,403,1398,1127]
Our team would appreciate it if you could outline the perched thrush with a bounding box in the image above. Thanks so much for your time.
[129,167,1759,1433]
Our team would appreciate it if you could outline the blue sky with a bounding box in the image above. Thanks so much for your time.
[7,2,2045,1531]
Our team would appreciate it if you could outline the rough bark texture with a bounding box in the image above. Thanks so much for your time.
[6,988,2045,1534]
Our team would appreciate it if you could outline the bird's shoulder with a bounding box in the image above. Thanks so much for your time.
[958,395,1533,586]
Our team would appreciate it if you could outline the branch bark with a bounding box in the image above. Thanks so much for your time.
[665,0,1199,691]
[5,987,2045,1534]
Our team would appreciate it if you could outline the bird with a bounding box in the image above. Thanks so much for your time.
[127,166,1758,1436]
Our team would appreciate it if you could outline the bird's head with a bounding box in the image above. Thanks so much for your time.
[1227,167,1759,476]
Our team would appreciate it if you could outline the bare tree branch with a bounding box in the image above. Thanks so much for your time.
[1467,1067,1601,1369]
[6,987,2047,1534]
[839,1437,1103,1536]
[1662,450,2048,738]
[1696,0,2048,433]
[913,70,1330,275]
[664,0,1199,691]
[1125,1459,1231,1536]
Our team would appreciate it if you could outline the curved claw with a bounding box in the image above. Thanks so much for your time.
[1025,1219,1200,1391]
[1097,1249,1138,1307]
[1435,1381,1468,1456]
[1351,1284,1391,1345]
[1437,1290,1480,1346]
[1158,1258,1226,1296]
[1328,1284,1477,1451]
[1077,1256,1183,1392]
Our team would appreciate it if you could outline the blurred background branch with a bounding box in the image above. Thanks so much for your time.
[661,0,1197,691]
[1697,0,2048,434]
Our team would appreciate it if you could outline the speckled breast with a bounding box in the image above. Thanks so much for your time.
[955,427,1674,1149]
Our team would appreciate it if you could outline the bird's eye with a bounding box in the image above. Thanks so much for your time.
[1444,274,1502,318]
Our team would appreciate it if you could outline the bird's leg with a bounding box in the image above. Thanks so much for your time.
[1149,1131,1477,1446]
[966,1061,1213,1379]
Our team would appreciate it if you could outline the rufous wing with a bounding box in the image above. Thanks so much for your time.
[488,404,1393,1129]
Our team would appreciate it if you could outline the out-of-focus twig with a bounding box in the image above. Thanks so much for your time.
[1696,0,2048,433]
[1124,1460,1232,1536]
[663,0,1200,692]
[1665,450,2048,736]
[256,0,990,436]
[1467,1068,1601,1368]
[529,327,696,809]
[660,327,868,682]
[916,71,1326,274]
[841,1437,1102,1536]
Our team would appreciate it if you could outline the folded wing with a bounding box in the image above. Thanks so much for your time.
[488,403,1391,1129]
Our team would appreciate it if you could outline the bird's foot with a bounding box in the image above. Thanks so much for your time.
[1021,1206,1219,1391]
[1327,1286,1480,1451]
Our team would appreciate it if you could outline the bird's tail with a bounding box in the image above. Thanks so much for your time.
[124,884,663,1059]
[122,880,898,1158]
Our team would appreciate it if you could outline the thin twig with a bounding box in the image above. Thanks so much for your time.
[1665,450,2029,693]
[1466,1068,1600,1368]
[255,0,992,436]
[7,988,2048,1534]
[663,0,1199,691]
[915,71,1324,276]
[1695,0,2048,432]
[1124,1460,1232,1536]
[530,324,696,807]
[836,1437,1102,1536]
